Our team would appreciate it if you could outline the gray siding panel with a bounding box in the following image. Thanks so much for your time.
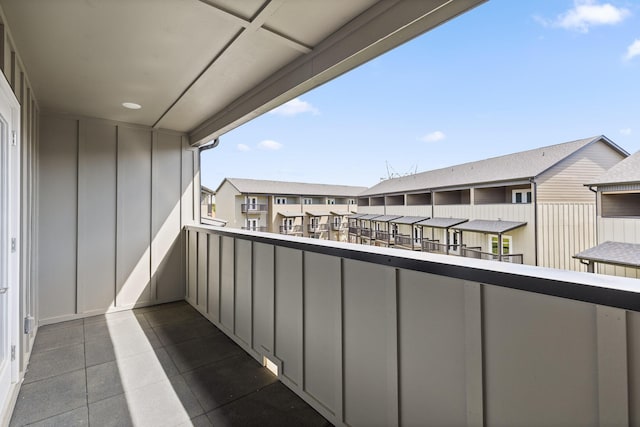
[77,120,117,313]
[235,239,252,346]
[220,236,235,331]
[38,116,77,319]
[303,252,340,414]
[152,132,183,302]
[252,242,274,354]
[207,234,220,321]
[483,285,598,427]
[116,126,151,307]
[275,246,303,386]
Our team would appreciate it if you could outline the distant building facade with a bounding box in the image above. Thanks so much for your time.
[575,150,640,277]
[214,178,365,241]
[201,185,215,219]
[354,136,627,271]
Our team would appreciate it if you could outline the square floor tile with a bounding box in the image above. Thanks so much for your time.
[25,406,88,427]
[85,327,161,367]
[182,353,277,412]
[24,343,85,384]
[10,370,87,426]
[32,324,84,354]
[206,382,332,427]
[164,334,243,373]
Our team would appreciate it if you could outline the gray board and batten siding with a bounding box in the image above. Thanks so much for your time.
[186,225,640,427]
[38,113,199,324]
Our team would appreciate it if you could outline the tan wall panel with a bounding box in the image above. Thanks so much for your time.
[234,239,252,346]
[220,236,235,331]
[252,242,274,354]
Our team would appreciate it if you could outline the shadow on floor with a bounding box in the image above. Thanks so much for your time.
[9,302,332,426]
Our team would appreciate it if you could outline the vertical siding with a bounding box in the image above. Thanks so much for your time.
[538,203,595,271]
[185,226,640,427]
[38,113,192,323]
[536,140,625,202]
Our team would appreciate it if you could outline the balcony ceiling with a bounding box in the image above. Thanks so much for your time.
[0,0,485,145]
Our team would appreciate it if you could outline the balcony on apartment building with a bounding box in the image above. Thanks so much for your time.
[279,225,303,235]
[241,203,268,213]
[308,223,330,233]
[241,226,268,232]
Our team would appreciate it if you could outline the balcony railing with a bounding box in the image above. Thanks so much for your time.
[360,228,371,238]
[241,203,268,213]
[460,247,524,264]
[308,223,330,233]
[241,226,268,232]
[348,226,359,235]
[185,225,640,427]
[374,230,391,242]
[279,225,303,234]
[394,234,422,247]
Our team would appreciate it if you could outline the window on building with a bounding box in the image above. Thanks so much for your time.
[327,198,335,205]
[275,197,287,205]
[311,217,319,228]
[413,227,421,243]
[489,235,512,255]
[349,199,356,205]
[512,190,532,204]
[392,224,398,236]
[248,196,257,210]
[333,216,342,227]
[303,198,313,205]
[246,218,258,230]
[283,218,293,230]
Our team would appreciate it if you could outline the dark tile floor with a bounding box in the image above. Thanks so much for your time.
[10,302,332,427]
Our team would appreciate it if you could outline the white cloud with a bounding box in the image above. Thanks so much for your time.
[624,39,640,61]
[268,98,319,116]
[237,143,251,152]
[258,140,283,150]
[420,131,446,143]
[537,1,630,33]
[620,128,632,135]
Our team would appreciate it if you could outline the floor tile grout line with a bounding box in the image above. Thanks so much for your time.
[83,320,91,427]
[201,380,281,417]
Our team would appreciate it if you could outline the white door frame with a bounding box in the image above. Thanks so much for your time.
[0,71,20,420]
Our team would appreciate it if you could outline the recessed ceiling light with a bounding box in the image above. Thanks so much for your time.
[122,102,142,110]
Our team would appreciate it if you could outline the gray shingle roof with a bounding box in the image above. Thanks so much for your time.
[217,178,366,197]
[361,136,619,196]
[574,241,640,268]
[371,215,402,222]
[589,150,640,186]
[453,219,527,234]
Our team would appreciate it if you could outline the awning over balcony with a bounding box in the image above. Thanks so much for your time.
[391,216,430,225]
[278,211,304,218]
[371,215,402,222]
[304,210,333,217]
[330,211,351,216]
[574,241,640,269]
[416,217,468,228]
[453,219,527,234]
[358,214,383,220]
[347,213,367,219]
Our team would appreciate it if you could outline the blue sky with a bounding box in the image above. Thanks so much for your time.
[201,0,640,190]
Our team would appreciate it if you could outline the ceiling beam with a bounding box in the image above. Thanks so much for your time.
[189,0,487,146]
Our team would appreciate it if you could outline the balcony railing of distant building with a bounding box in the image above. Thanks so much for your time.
[348,225,360,235]
[279,225,303,235]
[374,230,393,244]
[241,226,268,232]
[241,203,268,213]
[394,234,423,250]
[308,223,330,233]
[460,247,524,264]
[360,228,372,238]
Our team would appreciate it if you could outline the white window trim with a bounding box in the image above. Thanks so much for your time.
[488,234,512,255]
[512,189,532,204]
[275,197,287,205]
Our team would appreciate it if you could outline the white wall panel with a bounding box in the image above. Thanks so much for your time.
[152,131,183,302]
[116,126,151,307]
[77,120,116,313]
[196,231,208,311]
[187,230,197,305]
[38,116,77,320]
[275,246,303,386]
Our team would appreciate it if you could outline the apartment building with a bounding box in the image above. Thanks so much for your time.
[200,185,215,219]
[355,136,627,270]
[575,150,640,277]
[214,178,365,240]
